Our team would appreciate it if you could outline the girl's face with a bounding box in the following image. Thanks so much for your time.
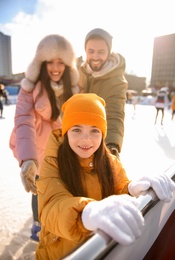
[46,58,66,82]
[67,124,102,158]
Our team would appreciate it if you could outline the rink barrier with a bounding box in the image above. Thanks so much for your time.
[63,163,175,260]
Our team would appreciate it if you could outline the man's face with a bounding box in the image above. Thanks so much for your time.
[85,38,109,71]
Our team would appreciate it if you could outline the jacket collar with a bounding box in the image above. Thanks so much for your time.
[77,154,94,173]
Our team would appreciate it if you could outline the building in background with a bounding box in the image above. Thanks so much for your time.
[0,31,23,85]
[125,74,146,95]
[151,33,175,93]
[0,32,12,78]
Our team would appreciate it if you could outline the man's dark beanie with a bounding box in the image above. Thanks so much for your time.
[85,28,113,52]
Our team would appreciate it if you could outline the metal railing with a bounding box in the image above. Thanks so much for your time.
[63,163,175,260]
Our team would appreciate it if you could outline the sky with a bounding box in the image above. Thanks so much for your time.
[0,0,175,85]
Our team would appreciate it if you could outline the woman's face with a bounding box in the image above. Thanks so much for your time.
[67,124,102,158]
[46,58,66,82]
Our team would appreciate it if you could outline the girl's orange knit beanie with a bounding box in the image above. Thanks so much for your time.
[61,93,107,137]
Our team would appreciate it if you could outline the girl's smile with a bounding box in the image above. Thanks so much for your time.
[67,124,102,158]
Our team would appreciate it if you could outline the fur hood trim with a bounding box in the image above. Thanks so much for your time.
[22,34,79,91]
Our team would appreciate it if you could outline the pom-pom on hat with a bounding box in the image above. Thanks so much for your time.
[61,93,107,137]
[21,34,79,92]
[85,28,113,52]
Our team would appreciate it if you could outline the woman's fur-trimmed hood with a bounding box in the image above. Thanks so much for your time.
[21,34,79,92]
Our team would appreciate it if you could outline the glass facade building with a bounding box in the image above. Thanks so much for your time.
[0,32,12,78]
[151,33,175,90]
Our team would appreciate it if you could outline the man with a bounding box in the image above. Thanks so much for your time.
[78,28,128,157]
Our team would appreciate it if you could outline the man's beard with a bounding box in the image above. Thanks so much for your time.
[88,59,105,72]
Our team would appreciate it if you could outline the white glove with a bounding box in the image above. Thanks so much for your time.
[82,194,144,245]
[128,174,175,202]
[20,160,38,195]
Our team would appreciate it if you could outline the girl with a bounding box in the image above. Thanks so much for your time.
[36,93,175,260]
[9,34,80,241]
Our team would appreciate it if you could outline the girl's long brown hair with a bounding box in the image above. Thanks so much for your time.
[36,62,73,121]
[57,134,115,198]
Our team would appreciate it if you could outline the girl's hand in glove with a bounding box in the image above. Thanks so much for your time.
[20,160,38,195]
[128,174,175,202]
[82,194,144,245]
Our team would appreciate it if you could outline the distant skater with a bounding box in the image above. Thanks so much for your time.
[154,90,168,125]
[0,84,6,118]
[171,93,175,120]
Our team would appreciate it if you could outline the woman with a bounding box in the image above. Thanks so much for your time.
[9,34,80,241]
[36,93,175,259]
